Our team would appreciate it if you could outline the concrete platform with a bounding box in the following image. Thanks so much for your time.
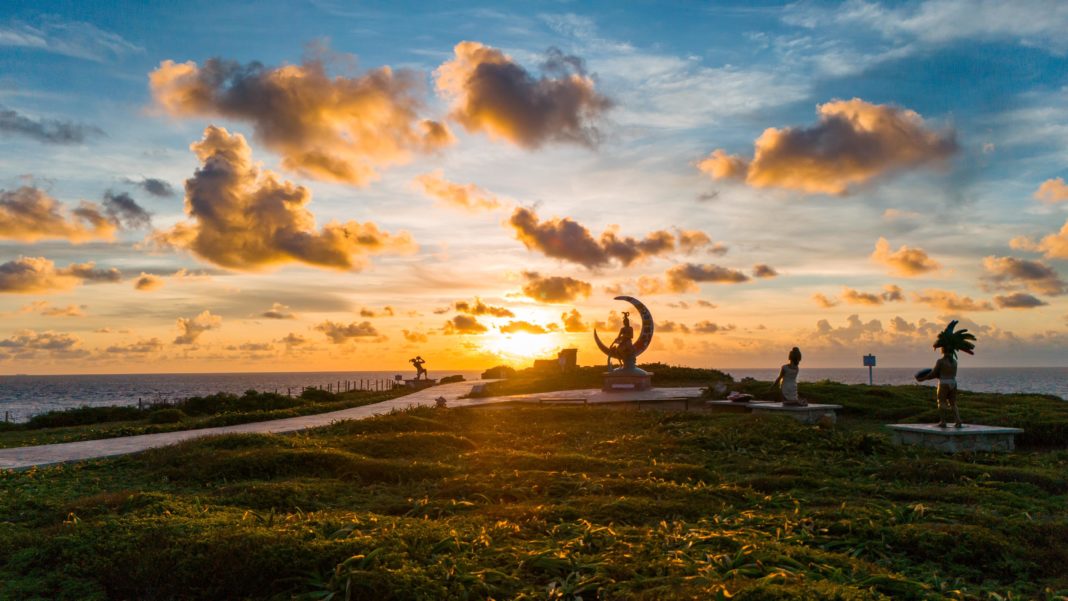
[500,387,704,405]
[748,402,842,424]
[886,423,1024,453]
[704,399,766,413]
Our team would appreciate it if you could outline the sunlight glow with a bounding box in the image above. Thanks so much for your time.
[478,331,561,363]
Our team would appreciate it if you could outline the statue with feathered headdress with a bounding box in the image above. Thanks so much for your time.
[914,320,976,428]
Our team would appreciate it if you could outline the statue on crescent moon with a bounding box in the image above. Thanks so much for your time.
[594,296,655,391]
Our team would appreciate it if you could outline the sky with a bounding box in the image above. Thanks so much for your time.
[1,0,1067,374]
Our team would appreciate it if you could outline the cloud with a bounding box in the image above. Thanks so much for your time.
[314,320,380,343]
[261,302,295,319]
[912,289,994,312]
[871,237,940,276]
[435,41,612,148]
[882,284,905,301]
[134,273,164,291]
[20,301,85,317]
[658,320,690,334]
[414,170,502,212]
[509,207,676,268]
[126,177,175,198]
[982,256,1065,296]
[696,299,716,308]
[1035,178,1068,204]
[499,320,550,334]
[692,321,734,334]
[153,126,415,271]
[149,54,451,185]
[0,106,104,144]
[0,18,141,62]
[994,293,1047,309]
[0,330,83,357]
[102,191,152,229]
[561,308,587,332]
[698,98,956,195]
[278,333,307,348]
[676,230,725,255]
[0,186,116,242]
[520,271,592,303]
[359,306,395,318]
[841,288,884,305]
[106,338,164,354]
[812,293,840,308]
[752,264,779,278]
[840,284,905,306]
[1011,218,1068,259]
[0,257,120,294]
[402,329,429,343]
[665,263,749,293]
[455,298,514,317]
[174,310,222,344]
[442,314,488,334]
[883,208,921,220]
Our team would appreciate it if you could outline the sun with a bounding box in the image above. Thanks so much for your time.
[478,331,561,363]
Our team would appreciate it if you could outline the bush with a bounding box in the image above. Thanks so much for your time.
[438,374,465,384]
[148,408,186,424]
[25,405,145,429]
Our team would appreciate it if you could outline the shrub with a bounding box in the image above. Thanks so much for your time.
[148,408,186,424]
[439,374,465,384]
[25,405,145,429]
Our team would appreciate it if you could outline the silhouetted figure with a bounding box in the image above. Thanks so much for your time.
[410,356,428,380]
[915,320,975,428]
[772,347,806,406]
[608,311,635,368]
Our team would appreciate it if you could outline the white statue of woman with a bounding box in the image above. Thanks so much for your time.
[773,347,806,406]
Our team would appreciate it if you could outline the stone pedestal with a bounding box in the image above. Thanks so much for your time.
[748,402,841,424]
[405,379,437,389]
[886,424,1023,453]
[602,371,652,392]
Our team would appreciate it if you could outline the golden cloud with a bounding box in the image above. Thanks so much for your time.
[520,271,592,303]
[812,293,839,308]
[153,126,415,271]
[455,298,514,317]
[174,310,222,345]
[435,42,611,148]
[0,256,120,294]
[261,302,295,319]
[912,289,994,312]
[149,56,451,185]
[1011,219,1068,259]
[841,288,883,305]
[752,264,778,278]
[665,263,749,293]
[561,308,587,332]
[315,320,381,343]
[871,237,940,276]
[20,301,85,317]
[402,329,429,343]
[134,273,163,291]
[442,314,487,334]
[499,320,551,334]
[699,98,956,195]
[509,207,677,268]
[414,170,502,212]
[981,255,1065,296]
[1035,177,1068,204]
[0,186,117,242]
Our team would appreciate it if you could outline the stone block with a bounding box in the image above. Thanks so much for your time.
[885,424,1024,453]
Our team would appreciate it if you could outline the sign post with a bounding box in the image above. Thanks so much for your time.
[862,354,876,385]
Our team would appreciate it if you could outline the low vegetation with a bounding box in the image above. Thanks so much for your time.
[470,362,733,397]
[2,375,1066,600]
[0,388,409,449]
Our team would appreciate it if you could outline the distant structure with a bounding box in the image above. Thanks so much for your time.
[533,348,579,373]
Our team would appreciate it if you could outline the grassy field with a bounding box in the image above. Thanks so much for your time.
[0,388,409,449]
[2,376,1066,600]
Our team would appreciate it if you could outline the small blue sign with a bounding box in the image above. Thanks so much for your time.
[863,354,876,367]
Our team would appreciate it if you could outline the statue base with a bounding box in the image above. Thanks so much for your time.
[602,368,653,392]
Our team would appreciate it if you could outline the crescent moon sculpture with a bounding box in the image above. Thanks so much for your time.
[594,296,655,392]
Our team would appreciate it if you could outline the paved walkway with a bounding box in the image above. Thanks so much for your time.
[0,383,706,470]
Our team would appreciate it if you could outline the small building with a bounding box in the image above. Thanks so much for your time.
[532,348,579,373]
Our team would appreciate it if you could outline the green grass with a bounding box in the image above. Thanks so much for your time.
[0,388,409,449]
[2,380,1067,600]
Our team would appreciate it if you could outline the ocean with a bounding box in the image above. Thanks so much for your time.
[0,367,1064,424]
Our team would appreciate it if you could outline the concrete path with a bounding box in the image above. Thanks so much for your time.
[0,382,706,470]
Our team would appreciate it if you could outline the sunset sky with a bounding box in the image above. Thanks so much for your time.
[2,0,1067,374]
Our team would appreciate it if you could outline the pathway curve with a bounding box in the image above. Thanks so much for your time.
[0,382,706,470]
